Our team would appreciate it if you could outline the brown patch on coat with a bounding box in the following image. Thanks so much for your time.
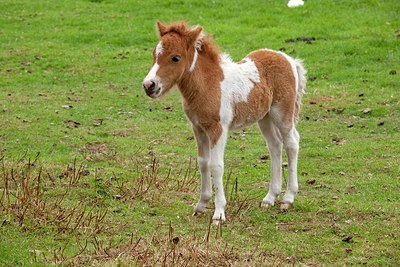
[232,83,273,129]
[248,50,297,124]
[231,50,296,128]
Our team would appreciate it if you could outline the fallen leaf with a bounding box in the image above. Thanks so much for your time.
[80,170,90,176]
[29,250,42,255]
[332,137,345,145]
[363,108,372,114]
[336,108,345,114]
[332,223,341,234]
[113,129,131,137]
[347,185,357,193]
[342,235,353,242]
[93,119,104,126]
[172,237,180,245]
[64,120,80,128]
[306,179,316,185]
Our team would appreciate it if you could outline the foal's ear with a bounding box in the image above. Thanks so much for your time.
[156,21,167,37]
[188,26,204,46]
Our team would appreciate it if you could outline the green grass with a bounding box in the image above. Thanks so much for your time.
[1,0,399,265]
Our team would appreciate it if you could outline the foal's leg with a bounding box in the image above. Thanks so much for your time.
[210,129,228,223]
[270,107,300,210]
[279,126,300,210]
[192,125,212,215]
[258,115,283,208]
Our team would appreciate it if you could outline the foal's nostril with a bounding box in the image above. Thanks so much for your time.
[143,80,156,91]
[149,81,155,91]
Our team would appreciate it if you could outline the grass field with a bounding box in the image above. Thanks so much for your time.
[1,0,399,265]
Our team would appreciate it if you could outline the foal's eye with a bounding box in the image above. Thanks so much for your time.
[171,55,181,63]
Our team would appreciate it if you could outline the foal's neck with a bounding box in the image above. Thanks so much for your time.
[177,45,223,104]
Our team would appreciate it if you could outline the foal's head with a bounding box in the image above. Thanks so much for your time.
[142,22,203,98]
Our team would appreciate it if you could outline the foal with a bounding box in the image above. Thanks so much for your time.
[142,22,306,224]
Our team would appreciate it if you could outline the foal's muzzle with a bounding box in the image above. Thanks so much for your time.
[142,80,161,98]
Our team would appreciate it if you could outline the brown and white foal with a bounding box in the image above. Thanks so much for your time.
[142,22,306,224]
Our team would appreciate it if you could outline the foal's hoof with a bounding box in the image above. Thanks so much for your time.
[213,219,224,226]
[194,202,208,215]
[261,202,273,209]
[279,203,291,212]
[193,211,205,217]
[212,211,225,225]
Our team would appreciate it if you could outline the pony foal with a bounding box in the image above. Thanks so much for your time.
[142,22,306,224]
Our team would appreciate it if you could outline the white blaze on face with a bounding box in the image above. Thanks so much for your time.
[143,42,164,96]
[219,54,260,127]
[155,41,164,58]
[143,63,160,83]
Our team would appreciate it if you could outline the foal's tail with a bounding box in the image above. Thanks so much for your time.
[294,59,307,123]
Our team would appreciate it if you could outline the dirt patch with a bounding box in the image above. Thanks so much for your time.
[83,142,115,161]
[308,95,336,105]
[113,129,132,137]
[285,36,317,44]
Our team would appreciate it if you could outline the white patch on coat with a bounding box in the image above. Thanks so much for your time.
[287,0,304,8]
[155,42,164,58]
[219,54,260,128]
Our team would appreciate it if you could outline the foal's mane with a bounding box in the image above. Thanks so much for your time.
[160,21,221,64]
